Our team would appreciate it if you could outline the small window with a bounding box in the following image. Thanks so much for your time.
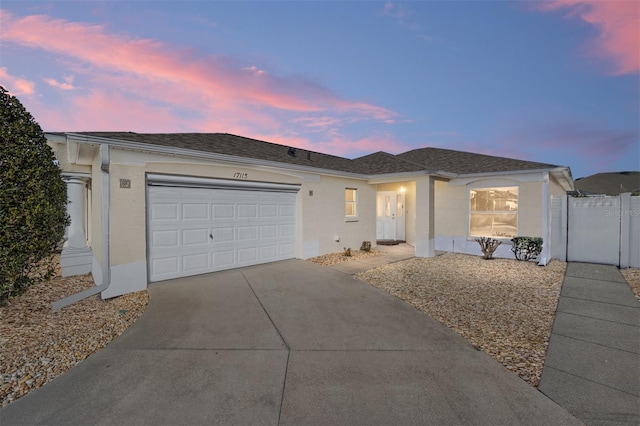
[469,186,518,238]
[345,188,357,217]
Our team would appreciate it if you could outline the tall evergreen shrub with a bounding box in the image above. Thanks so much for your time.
[0,86,69,302]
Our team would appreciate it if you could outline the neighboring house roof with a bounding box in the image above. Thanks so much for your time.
[56,132,567,177]
[574,171,640,195]
[397,147,560,174]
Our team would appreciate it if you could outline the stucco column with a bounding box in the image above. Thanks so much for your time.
[414,175,435,257]
[60,176,93,276]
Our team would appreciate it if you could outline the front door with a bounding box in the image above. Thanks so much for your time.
[376,192,405,241]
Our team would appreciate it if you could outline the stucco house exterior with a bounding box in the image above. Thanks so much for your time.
[47,132,574,304]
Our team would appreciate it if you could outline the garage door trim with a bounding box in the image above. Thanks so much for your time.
[147,173,301,193]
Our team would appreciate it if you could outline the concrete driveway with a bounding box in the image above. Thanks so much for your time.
[0,260,580,425]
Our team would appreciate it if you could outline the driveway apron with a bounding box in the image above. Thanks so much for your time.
[0,260,580,425]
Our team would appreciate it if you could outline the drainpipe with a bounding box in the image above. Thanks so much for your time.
[538,172,550,266]
[53,144,111,310]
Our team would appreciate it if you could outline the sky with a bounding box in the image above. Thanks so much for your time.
[0,1,638,179]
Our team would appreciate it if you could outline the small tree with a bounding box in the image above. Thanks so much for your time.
[0,85,69,302]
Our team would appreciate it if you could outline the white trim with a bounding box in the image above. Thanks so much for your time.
[539,173,550,265]
[146,173,301,193]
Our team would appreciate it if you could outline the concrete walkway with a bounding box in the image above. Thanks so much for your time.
[328,242,416,274]
[0,257,579,425]
[539,262,640,425]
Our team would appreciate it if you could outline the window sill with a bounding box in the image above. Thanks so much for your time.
[345,217,359,223]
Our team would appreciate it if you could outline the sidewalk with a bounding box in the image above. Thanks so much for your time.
[539,262,640,425]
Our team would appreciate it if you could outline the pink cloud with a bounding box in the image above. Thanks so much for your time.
[536,1,639,75]
[43,75,75,90]
[0,67,35,95]
[0,9,396,118]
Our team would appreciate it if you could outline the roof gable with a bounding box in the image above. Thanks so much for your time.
[351,151,425,174]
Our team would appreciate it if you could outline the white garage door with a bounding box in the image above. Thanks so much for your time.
[147,177,299,282]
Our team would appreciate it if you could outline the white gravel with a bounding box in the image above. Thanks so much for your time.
[354,252,567,387]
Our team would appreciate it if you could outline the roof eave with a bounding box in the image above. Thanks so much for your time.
[56,132,372,180]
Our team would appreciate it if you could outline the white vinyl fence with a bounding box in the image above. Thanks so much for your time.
[551,193,640,268]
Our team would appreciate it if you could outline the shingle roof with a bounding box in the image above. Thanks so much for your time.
[65,132,563,176]
[74,132,357,173]
[574,171,640,195]
[351,151,425,174]
[396,147,559,174]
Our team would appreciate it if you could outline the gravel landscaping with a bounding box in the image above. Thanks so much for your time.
[0,262,148,407]
[355,253,566,388]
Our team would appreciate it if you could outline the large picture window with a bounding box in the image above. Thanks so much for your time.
[469,186,518,238]
[345,188,357,218]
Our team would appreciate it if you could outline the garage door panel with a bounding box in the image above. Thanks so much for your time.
[151,203,179,221]
[213,204,235,219]
[182,252,209,273]
[152,257,179,277]
[182,203,209,220]
[238,226,258,241]
[212,227,235,242]
[182,228,209,246]
[148,184,297,282]
[279,243,295,256]
[152,230,179,247]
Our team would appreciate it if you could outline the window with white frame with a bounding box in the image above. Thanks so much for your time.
[345,188,357,218]
[469,186,518,238]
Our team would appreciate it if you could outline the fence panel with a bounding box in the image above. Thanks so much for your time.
[567,196,620,265]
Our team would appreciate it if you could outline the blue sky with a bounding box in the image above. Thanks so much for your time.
[1,1,638,178]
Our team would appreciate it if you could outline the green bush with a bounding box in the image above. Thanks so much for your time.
[510,237,543,261]
[0,86,69,302]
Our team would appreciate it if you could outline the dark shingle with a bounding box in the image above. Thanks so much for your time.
[351,152,425,174]
[75,132,357,173]
[397,147,559,174]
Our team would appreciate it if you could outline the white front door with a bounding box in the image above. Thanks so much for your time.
[376,192,405,241]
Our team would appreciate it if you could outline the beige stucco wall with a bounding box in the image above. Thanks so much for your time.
[434,176,544,239]
[302,175,376,256]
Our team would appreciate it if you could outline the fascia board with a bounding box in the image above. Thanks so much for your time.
[64,133,370,180]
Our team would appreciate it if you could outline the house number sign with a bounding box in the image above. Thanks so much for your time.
[233,172,248,179]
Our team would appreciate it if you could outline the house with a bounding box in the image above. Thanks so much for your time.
[574,171,640,196]
[47,132,574,304]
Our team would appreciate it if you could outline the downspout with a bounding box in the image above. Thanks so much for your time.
[538,172,550,266]
[53,144,111,310]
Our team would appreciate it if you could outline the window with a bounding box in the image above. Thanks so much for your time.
[469,186,518,238]
[345,188,357,218]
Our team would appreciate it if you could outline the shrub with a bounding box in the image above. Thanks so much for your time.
[0,86,69,302]
[475,237,501,260]
[360,241,371,252]
[343,247,352,257]
[511,237,543,261]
